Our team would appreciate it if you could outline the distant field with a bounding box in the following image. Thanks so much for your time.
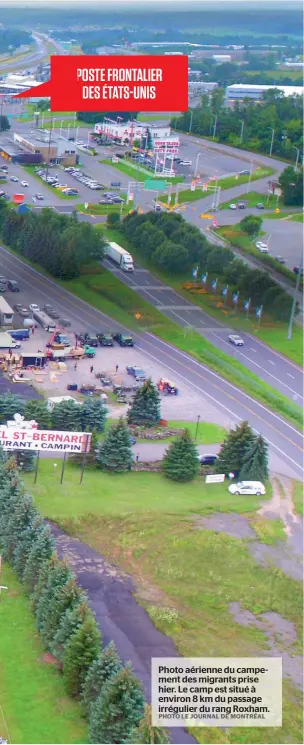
[245,69,303,81]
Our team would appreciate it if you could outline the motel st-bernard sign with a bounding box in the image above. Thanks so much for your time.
[0,414,91,454]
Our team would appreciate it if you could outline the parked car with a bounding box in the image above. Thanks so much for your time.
[29,303,40,312]
[35,194,44,200]
[0,283,6,293]
[43,304,54,313]
[48,309,60,319]
[228,334,244,346]
[239,170,250,176]
[7,280,19,292]
[198,454,218,466]
[60,318,71,327]
[229,203,237,210]
[256,241,268,253]
[97,333,114,347]
[10,176,18,182]
[179,160,192,166]
[126,365,145,377]
[238,202,246,209]
[275,256,287,265]
[19,307,30,317]
[256,203,265,210]
[84,333,98,347]
[113,333,134,347]
[228,481,265,496]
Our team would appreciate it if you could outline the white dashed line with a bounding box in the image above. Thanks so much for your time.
[268,360,275,366]
[287,373,295,379]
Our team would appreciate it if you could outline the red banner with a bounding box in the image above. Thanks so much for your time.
[15,55,188,112]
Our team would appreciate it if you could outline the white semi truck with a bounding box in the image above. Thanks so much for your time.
[106,242,134,272]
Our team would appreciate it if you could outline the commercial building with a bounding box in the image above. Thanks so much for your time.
[226,83,304,102]
[0,136,43,164]
[0,74,42,102]
[94,119,174,146]
[13,131,77,165]
[212,54,231,63]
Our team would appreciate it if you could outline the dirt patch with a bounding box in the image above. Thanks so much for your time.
[194,513,256,540]
[230,602,303,692]
[40,652,60,668]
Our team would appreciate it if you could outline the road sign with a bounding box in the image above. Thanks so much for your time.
[144,179,167,192]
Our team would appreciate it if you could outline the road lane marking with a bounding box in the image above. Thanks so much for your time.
[1,246,302,462]
[250,347,257,352]
[287,373,295,379]
[268,360,275,366]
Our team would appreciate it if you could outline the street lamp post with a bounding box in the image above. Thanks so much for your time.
[67,123,71,139]
[269,128,275,156]
[287,263,302,340]
[45,112,53,182]
[246,162,253,194]
[59,119,64,136]
[240,120,244,143]
[211,114,217,139]
[188,110,193,134]
[195,415,201,441]
[194,152,201,178]
[292,146,300,171]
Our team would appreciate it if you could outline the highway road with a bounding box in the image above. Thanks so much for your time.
[0,244,302,479]
[101,256,303,403]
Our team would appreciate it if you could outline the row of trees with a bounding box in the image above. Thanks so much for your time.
[0,204,105,280]
[215,421,269,482]
[0,450,169,743]
[174,89,303,161]
[0,394,107,433]
[0,28,32,54]
[121,211,297,321]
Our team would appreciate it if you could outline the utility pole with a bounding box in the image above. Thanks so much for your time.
[269,128,275,156]
[45,112,53,182]
[188,110,193,134]
[287,263,302,340]
[246,162,253,194]
[240,120,244,143]
[292,146,300,171]
[194,152,201,178]
[212,114,217,139]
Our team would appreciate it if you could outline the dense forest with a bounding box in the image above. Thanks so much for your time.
[175,89,303,160]
[0,28,32,55]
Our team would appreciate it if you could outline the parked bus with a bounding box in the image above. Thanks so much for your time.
[32,310,56,332]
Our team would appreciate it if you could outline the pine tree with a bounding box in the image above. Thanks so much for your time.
[0,392,25,423]
[215,421,255,477]
[239,434,269,483]
[89,664,145,744]
[13,515,44,580]
[63,614,101,697]
[163,429,199,482]
[52,600,91,663]
[51,399,82,431]
[81,399,107,433]
[97,418,132,473]
[82,641,121,716]
[36,558,72,642]
[1,491,38,562]
[127,379,161,428]
[23,525,56,593]
[13,450,36,472]
[40,577,83,652]
[24,399,51,429]
[126,704,171,744]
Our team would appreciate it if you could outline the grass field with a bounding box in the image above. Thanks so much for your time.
[159,168,274,206]
[24,462,303,745]
[292,481,303,517]
[0,563,87,745]
[106,417,226,446]
[102,158,185,184]
[77,199,129,216]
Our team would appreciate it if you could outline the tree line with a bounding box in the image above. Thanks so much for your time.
[0,450,169,744]
[174,88,303,161]
[121,210,297,321]
[0,204,105,280]
[0,28,32,54]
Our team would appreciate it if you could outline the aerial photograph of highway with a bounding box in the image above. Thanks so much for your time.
[0,0,302,743]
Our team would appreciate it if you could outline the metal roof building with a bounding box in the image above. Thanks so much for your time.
[226,83,303,101]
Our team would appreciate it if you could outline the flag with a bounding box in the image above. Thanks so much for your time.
[202,273,208,284]
[244,299,250,311]
[222,286,228,297]
[233,292,239,305]
[192,266,198,279]
[256,306,262,318]
[212,279,218,291]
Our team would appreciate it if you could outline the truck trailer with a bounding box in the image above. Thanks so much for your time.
[106,242,134,272]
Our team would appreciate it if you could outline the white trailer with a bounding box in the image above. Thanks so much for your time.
[106,242,134,272]
[0,332,20,349]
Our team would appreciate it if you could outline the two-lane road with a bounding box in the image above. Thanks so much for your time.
[0,244,302,479]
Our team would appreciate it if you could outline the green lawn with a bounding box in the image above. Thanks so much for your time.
[292,481,303,516]
[102,158,185,184]
[159,168,274,206]
[220,191,281,211]
[248,515,286,544]
[24,462,303,745]
[41,120,91,130]
[106,417,226,446]
[138,113,176,122]
[77,199,129,216]
[289,213,304,222]
[0,563,87,745]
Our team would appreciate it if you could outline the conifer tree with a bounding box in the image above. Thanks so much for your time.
[63,614,101,697]
[163,429,199,482]
[51,399,82,431]
[215,421,255,476]
[23,525,55,593]
[36,558,72,641]
[89,664,145,744]
[127,379,161,428]
[97,418,132,472]
[0,392,25,423]
[24,399,51,429]
[1,492,37,562]
[82,641,121,716]
[13,516,43,578]
[52,600,91,663]
[41,577,83,652]
[13,450,36,472]
[239,434,269,483]
[81,399,107,433]
[126,704,171,744]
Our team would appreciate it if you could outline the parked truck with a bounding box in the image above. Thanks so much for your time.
[106,242,134,272]
[50,345,96,361]
[0,332,21,349]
